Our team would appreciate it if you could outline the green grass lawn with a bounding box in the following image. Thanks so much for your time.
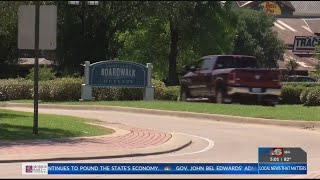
[0,109,113,140]
[5,100,320,122]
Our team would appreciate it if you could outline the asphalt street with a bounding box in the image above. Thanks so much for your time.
[1,107,320,179]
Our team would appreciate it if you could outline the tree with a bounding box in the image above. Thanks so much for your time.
[118,1,238,84]
[55,1,146,75]
[233,9,285,68]
[286,58,299,75]
[314,45,320,73]
[0,1,22,65]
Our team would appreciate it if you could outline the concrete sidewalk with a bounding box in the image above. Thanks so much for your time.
[0,122,192,163]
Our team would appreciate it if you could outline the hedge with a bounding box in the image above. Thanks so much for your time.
[305,87,320,106]
[3,78,320,105]
[300,88,312,104]
[0,78,33,100]
[282,82,320,87]
[280,82,320,105]
[0,78,180,101]
[280,85,305,104]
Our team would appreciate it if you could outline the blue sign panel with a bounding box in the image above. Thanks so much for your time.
[89,61,147,87]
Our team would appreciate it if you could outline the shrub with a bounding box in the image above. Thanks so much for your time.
[309,72,320,82]
[280,82,320,104]
[0,79,33,100]
[118,88,143,101]
[282,82,320,87]
[280,85,305,104]
[305,87,320,106]
[26,67,56,81]
[38,81,51,101]
[0,78,180,101]
[162,86,180,101]
[152,79,166,100]
[0,91,8,101]
[47,78,82,101]
[300,88,312,104]
[92,87,121,101]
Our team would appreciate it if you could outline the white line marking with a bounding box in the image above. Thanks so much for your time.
[301,25,313,33]
[302,18,312,31]
[165,132,215,157]
[274,22,286,30]
[277,20,297,32]
[88,132,215,161]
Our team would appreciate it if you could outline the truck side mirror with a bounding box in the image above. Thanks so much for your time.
[189,66,196,72]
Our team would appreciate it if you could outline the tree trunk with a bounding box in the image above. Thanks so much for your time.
[168,18,179,86]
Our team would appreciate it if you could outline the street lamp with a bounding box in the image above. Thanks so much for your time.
[68,1,99,5]
[67,1,99,64]
[68,1,99,40]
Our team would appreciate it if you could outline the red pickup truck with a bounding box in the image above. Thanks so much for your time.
[180,55,282,105]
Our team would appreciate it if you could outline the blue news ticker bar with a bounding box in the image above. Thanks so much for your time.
[47,163,307,175]
[259,163,307,174]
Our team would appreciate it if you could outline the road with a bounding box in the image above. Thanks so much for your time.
[1,107,320,179]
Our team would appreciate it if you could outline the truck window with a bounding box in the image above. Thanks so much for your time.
[215,56,259,69]
[200,58,214,70]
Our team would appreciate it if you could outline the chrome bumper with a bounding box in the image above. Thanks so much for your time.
[227,87,281,96]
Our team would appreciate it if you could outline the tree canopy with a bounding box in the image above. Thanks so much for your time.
[232,9,285,68]
[0,1,286,84]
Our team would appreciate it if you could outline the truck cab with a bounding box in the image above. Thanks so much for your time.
[180,55,282,105]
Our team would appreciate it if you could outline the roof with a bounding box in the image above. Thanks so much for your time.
[236,1,320,16]
[291,1,320,16]
[304,18,320,34]
[239,1,295,10]
[236,1,250,7]
[277,50,317,71]
[18,58,54,65]
[272,18,317,45]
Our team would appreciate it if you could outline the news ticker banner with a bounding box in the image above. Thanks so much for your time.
[22,163,307,175]
[22,147,307,175]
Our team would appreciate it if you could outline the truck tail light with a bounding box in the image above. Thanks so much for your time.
[228,73,236,84]
[272,74,282,86]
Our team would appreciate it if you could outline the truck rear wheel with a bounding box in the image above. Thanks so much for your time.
[216,89,224,104]
[180,88,190,102]
[215,89,232,104]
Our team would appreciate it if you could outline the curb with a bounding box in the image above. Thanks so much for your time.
[1,103,319,130]
[0,132,192,163]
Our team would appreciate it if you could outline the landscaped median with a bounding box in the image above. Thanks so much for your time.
[0,109,113,140]
[0,108,192,162]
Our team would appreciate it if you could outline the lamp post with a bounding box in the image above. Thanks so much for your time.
[68,1,99,61]
[68,1,99,39]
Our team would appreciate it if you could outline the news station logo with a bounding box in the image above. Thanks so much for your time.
[164,166,170,171]
[22,163,48,175]
[270,148,284,157]
[25,166,33,173]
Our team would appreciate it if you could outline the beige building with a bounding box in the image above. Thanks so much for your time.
[232,1,320,71]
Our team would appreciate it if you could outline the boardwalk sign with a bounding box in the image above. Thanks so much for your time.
[81,60,154,101]
[89,61,147,87]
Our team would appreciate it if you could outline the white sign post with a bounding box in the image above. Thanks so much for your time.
[18,4,57,135]
[18,5,57,50]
